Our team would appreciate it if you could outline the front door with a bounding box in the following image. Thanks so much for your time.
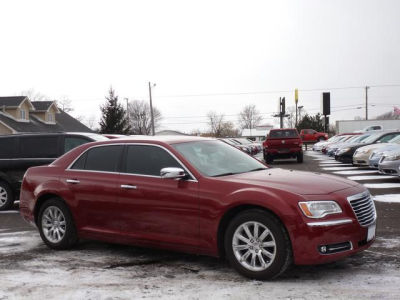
[117,144,199,247]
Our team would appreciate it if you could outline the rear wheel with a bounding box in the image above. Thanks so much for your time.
[0,181,14,211]
[224,209,292,280]
[297,152,303,163]
[38,198,78,250]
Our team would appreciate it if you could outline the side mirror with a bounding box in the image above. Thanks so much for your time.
[160,167,187,180]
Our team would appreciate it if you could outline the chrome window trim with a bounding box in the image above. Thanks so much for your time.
[307,219,353,227]
[66,143,198,182]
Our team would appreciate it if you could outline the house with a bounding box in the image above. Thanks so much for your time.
[0,96,92,135]
[241,124,273,141]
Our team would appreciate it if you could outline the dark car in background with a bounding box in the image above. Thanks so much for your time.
[335,131,400,163]
[0,132,108,210]
[263,129,303,163]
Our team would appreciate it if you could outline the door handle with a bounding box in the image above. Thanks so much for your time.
[66,179,80,184]
[121,184,137,190]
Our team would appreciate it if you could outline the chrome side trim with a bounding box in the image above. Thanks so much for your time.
[307,219,353,227]
[65,142,198,182]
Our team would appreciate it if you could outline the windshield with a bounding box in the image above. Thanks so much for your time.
[172,140,267,177]
[269,129,298,138]
[388,135,400,144]
[233,138,253,145]
[362,133,382,144]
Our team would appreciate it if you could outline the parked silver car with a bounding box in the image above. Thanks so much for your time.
[378,150,400,176]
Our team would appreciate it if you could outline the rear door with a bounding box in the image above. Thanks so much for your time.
[62,145,123,233]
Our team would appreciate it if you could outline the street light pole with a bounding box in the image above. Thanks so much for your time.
[148,82,156,136]
[365,86,369,120]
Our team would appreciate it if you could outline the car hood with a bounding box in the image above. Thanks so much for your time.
[356,143,388,152]
[220,168,359,195]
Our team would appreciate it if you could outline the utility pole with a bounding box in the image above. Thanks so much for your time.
[124,97,129,124]
[365,86,369,120]
[148,82,156,136]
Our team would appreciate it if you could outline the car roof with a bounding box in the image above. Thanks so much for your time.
[99,135,214,145]
[270,128,297,131]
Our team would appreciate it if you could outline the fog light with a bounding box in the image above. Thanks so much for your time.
[320,246,327,253]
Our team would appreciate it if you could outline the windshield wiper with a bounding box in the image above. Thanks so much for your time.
[212,172,237,177]
[248,167,268,172]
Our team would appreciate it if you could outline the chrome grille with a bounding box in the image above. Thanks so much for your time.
[347,191,376,227]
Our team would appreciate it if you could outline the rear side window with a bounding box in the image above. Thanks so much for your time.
[20,136,59,158]
[125,145,181,176]
[72,145,123,172]
[0,137,18,158]
[64,137,90,153]
[269,130,298,138]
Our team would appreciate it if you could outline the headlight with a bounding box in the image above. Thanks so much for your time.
[385,154,400,161]
[338,147,350,155]
[298,201,342,218]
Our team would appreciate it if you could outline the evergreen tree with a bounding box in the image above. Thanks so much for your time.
[296,113,325,132]
[99,87,130,134]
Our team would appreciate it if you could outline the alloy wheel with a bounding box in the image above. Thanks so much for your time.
[41,206,67,243]
[0,186,8,207]
[232,221,277,272]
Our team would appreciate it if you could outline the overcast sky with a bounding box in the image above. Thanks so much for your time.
[1,0,399,132]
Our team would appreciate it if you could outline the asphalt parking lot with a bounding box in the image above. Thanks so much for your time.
[1,151,399,299]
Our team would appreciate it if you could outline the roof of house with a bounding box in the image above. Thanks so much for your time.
[31,101,54,111]
[0,96,27,108]
[0,110,93,133]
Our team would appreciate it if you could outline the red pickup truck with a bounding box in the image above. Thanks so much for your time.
[263,128,303,163]
[300,129,328,142]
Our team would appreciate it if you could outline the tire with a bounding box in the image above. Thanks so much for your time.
[297,152,303,163]
[0,181,14,211]
[318,137,325,142]
[224,209,292,280]
[38,198,78,250]
[265,155,273,164]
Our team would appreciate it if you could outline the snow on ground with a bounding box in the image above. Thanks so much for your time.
[1,230,400,299]
[364,183,400,189]
[348,175,397,181]
[333,170,379,175]
[373,194,400,203]
[322,166,359,171]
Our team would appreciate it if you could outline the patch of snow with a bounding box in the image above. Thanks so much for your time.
[347,175,397,181]
[364,183,400,189]
[333,170,379,175]
[0,210,19,214]
[322,167,359,171]
[373,194,400,203]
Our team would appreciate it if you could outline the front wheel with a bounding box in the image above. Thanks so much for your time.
[38,198,78,250]
[224,210,292,280]
[0,181,14,211]
[297,152,303,163]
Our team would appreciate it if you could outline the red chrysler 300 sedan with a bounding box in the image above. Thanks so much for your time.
[20,136,376,279]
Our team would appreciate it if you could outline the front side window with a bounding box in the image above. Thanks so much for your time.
[125,145,182,176]
[173,140,266,177]
[72,145,123,172]
[377,133,400,143]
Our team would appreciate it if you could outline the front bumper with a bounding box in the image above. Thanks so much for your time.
[378,159,400,176]
[353,152,371,166]
[290,188,376,265]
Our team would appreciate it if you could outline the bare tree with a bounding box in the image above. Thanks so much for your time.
[284,106,296,128]
[207,111,240,137]
[238,104,263,129]
[207,111,225,137]
[376,110,400,120]
[57,96,74,113]
[128,100,162,135]
[20,88,49,101]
